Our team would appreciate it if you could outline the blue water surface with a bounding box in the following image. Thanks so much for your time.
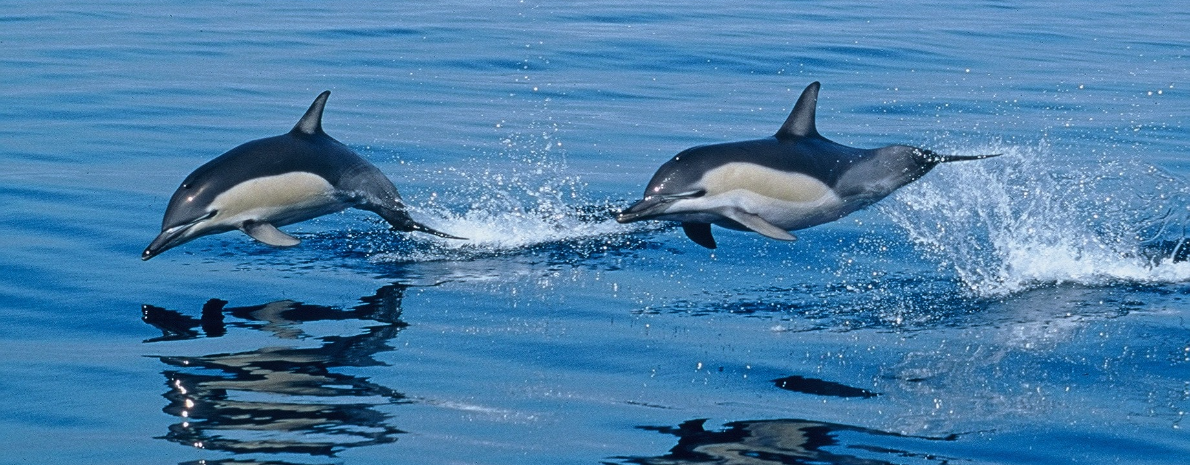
[1,1,1188,464]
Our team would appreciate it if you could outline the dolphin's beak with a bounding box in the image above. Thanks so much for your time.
[616,196,676,224]
[142,227,188,261]
[142,213,213,260]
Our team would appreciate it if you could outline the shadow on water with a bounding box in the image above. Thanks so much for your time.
[141,285,409,461]
[772,376,880,399]
[614,418,957,465]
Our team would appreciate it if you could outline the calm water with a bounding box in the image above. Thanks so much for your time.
[2,1,1188,464]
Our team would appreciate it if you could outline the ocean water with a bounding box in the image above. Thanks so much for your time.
[1,1,1188,464]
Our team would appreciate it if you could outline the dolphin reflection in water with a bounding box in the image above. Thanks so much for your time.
[620,417,958,465]
[142,285,408,457]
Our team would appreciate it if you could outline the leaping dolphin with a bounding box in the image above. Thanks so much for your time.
[143,91,463,261]
[616,81,998,249]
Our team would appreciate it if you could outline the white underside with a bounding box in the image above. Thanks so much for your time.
[659,163,852,231]
[206,172,348,228]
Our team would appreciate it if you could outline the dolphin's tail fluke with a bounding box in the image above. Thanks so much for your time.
[403,220,468,240]
[373,206,467,240]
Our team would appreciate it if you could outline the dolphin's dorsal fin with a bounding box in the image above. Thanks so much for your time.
[776,81,821,140]
[292,91,331,136]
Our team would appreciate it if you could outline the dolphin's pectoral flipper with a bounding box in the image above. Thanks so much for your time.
[242,221,301,247]
[721,209,797,242]
[681,222,718,249]
[369,205,467,240]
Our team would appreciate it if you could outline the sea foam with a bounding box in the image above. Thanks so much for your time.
[884,141,1190,297]
[369,128,652,264]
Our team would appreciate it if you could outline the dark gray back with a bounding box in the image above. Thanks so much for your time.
[161,93,396,229]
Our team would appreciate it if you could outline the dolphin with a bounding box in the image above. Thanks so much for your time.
[616,81,997,249]
[143,91,463,260]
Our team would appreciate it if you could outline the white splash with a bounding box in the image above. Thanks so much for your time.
[883,141,1190,297]
[372,127,645,263]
